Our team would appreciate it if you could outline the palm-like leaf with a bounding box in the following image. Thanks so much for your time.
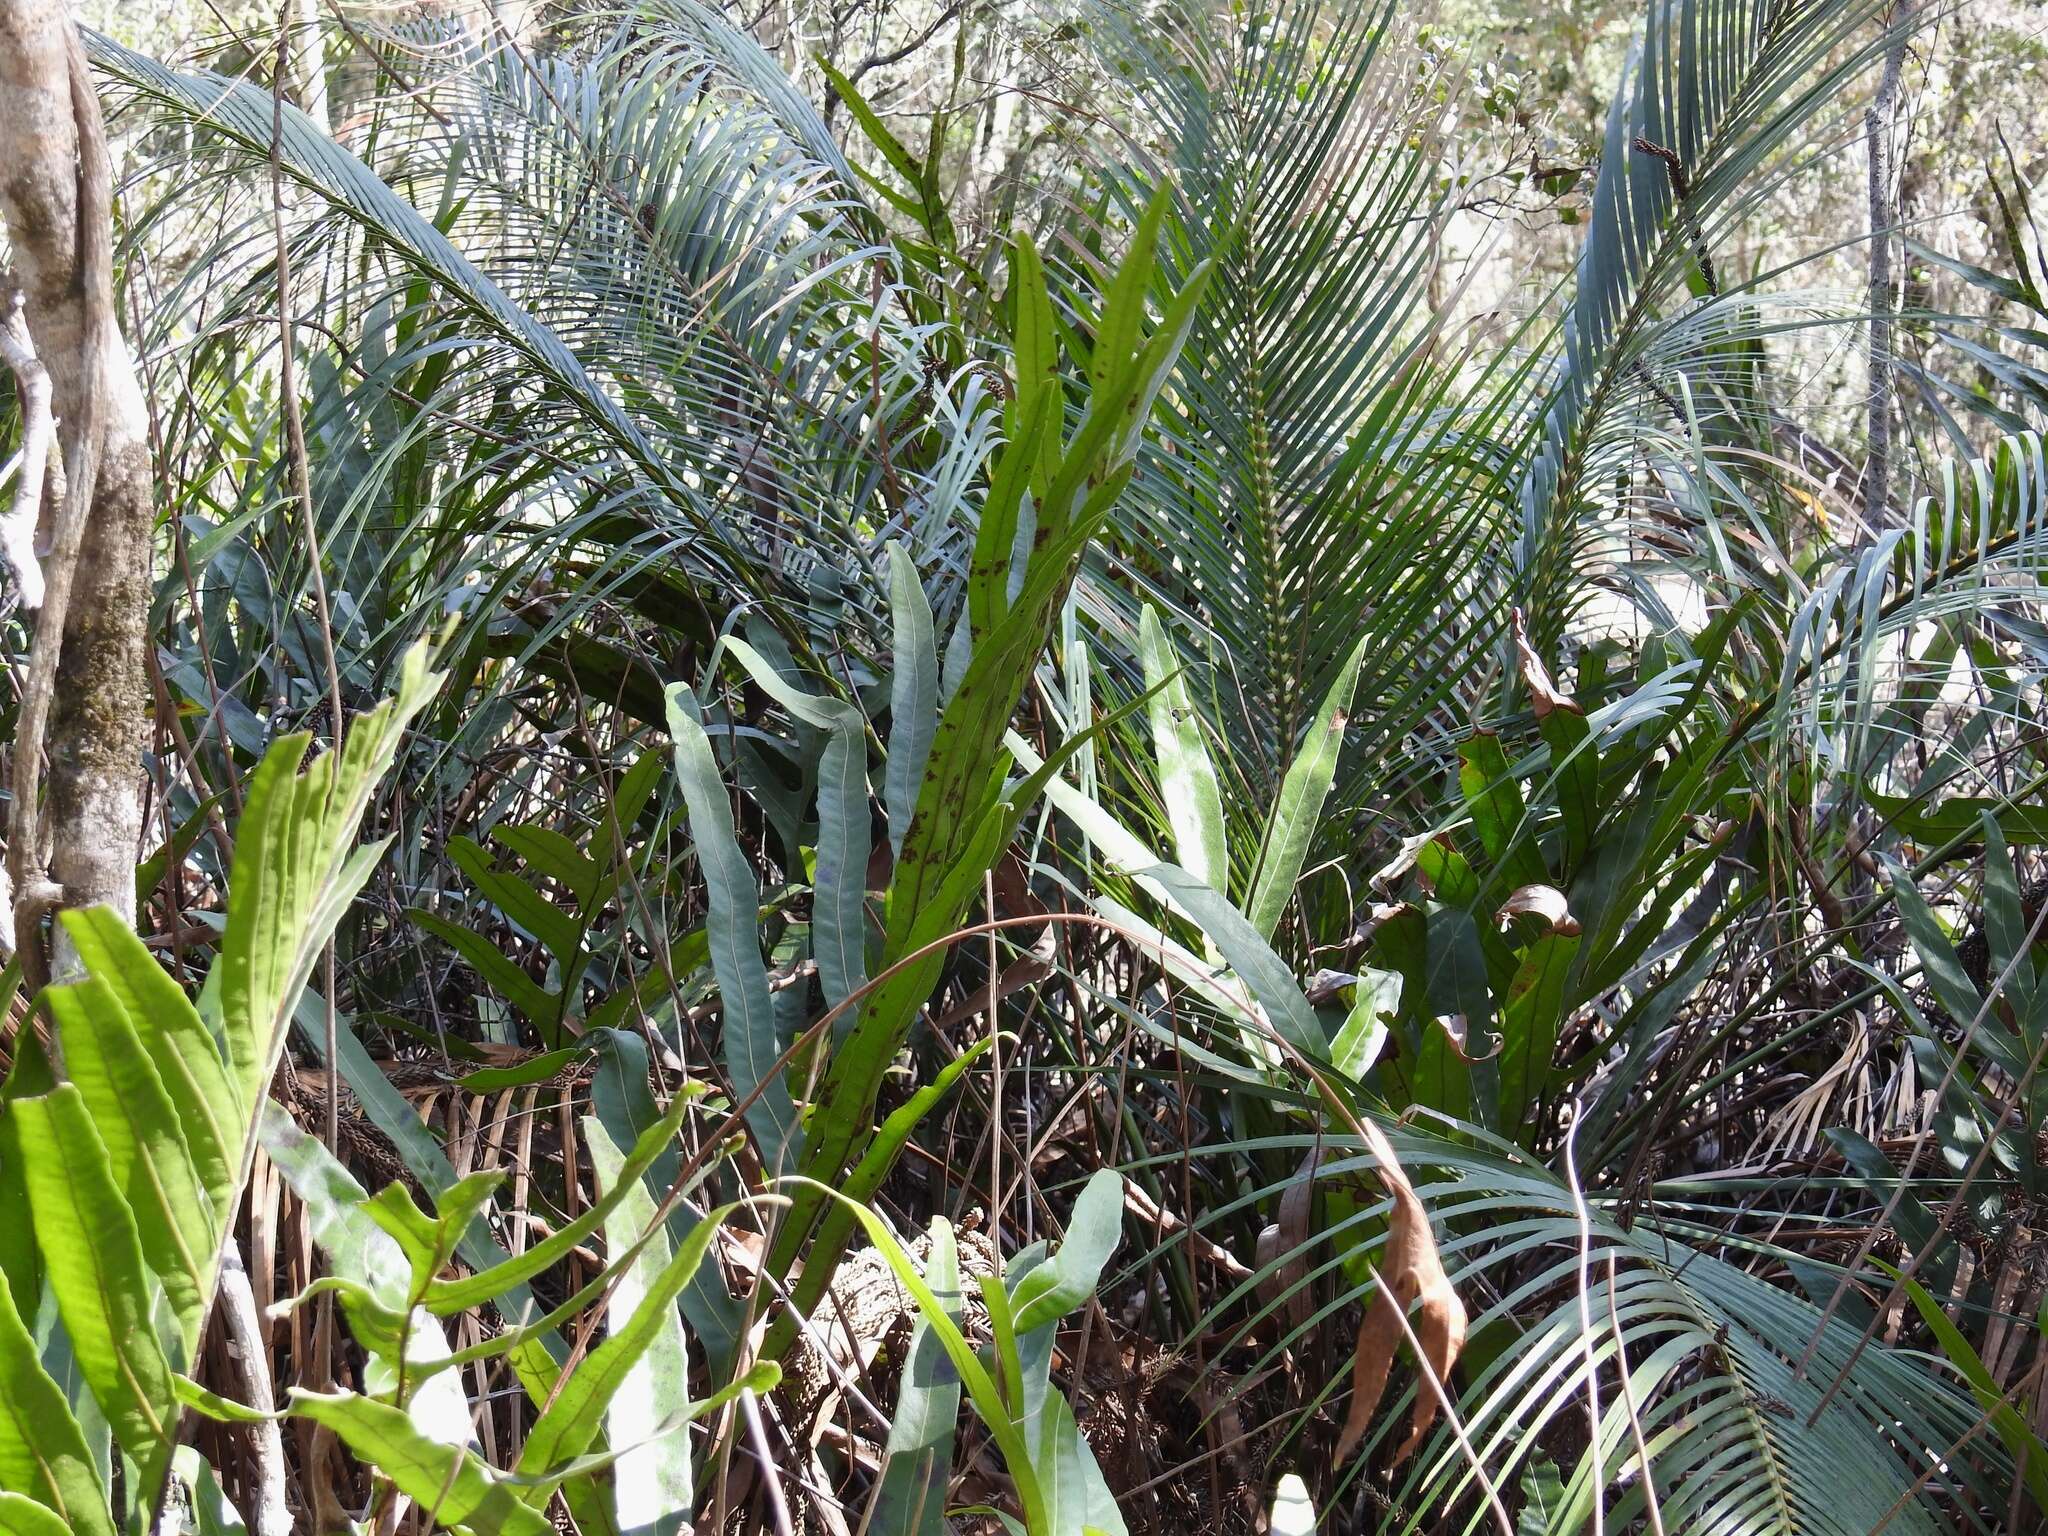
[1065,0,1540,836]
[96,14,933,752]
[1393,1131,1998,1536]
[1120,1109,2002,1533]
[1517,0,1908,628]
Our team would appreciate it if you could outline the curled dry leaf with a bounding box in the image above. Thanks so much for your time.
[1371,831,1437,892]
[1332,1120,1468,1469]
[1510,606,1581,718]
[1351,900,1411,947]
[1430,1012,1501,1062]
[1496,883,1581,937]
[1254,1146,1324,1337]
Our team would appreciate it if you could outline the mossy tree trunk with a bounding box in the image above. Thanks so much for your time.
[0,0,154,974]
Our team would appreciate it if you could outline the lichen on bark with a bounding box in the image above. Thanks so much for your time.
[0,0,155,971]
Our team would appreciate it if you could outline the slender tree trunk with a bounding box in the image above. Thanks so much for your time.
[0,0,153,975]
[291,0,329,135]
[1858,0,1913,538]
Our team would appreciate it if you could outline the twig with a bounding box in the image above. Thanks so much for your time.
[741,1387,797,1536]
[839,0,966,87]
[1606,1254,1667,1536]
[268,0,345,1128]
[216,1244,290,1536]
[270,0,351,1431]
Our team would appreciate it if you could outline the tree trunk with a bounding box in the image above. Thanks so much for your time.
[1858,0,1913,539]
[289,0,328,135]
[0,0,153,975]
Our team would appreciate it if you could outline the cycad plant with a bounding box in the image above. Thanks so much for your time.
[2,0,2044,1529]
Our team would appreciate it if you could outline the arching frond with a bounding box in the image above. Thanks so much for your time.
[95,17,941,751]
[1519,0,1909,630]
[1042,0,1548,917]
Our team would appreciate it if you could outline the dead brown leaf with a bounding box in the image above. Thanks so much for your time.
[1429,1012,1501,1062]
[1511,606,1582,718]
[1255,1146,1324,1337]
[1496,883,1581,937]
[1332,1119,1469,1468]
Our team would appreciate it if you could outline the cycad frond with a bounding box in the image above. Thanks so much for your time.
[1152,1125,2000,1535]
[96,17,934,735]
[1068,0,1540,831]
[1519,0,1910,630]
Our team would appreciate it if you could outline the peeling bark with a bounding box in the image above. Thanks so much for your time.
[0,0,153,976]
